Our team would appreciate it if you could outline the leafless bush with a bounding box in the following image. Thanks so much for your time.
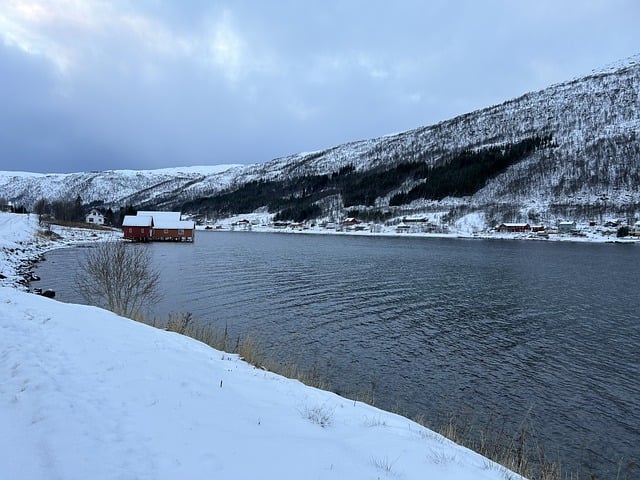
[75,240,160,319]
[166,312,193,334]
[300,403,334,428]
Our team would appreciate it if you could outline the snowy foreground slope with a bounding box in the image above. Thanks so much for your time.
[0,213,522,480]
[0,289,522,480]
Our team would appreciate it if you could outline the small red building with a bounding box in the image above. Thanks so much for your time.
[497,223,531,233]
[122,215,153,241]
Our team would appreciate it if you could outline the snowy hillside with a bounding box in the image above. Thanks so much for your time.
[0,165,243,211]
[0,213,522,480]
[2,55,639,226]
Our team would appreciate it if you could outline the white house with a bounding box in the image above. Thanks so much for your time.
[85,209,105,225]
[558,221,577,234]
[396,222,411,233]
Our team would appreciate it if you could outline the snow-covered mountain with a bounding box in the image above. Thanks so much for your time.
[0,165,244,210]
[2,54,639,226]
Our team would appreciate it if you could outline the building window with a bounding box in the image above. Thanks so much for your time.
[178,229,184,235]
[164,229,168,234]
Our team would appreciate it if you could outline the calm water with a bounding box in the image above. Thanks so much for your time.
[36,232,640,477]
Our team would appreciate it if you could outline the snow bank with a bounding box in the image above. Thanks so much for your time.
[0,213,44,287]
[0,212,39,247]
[0,212,120,289]
[454,212,487,236]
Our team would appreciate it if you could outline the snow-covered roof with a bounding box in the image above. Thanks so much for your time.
[122,215,152,227]
[137,211,181,222]
[132,211,194,229]
[154,219,195,229]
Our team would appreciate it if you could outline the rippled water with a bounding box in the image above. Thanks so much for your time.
[36,232,640,477]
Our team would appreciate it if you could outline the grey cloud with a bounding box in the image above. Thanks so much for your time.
[0,0,639,173]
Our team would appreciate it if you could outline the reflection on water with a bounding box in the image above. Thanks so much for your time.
[36,233,640,477]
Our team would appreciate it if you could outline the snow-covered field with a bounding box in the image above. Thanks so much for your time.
[0,212,522,479]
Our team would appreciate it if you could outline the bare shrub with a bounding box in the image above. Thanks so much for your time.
[166,312,193,334]
[237,336,260,366]
[370,455,399,477]
[75,240,160,319]
[300,403,334,428]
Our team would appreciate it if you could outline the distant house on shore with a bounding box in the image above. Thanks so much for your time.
[402,215,428,223]
[396,222,411,233]
[497,223,531,233]
[341,217,360,227]
[558,221,577,234]
[122,211,195,242]
[85,209,105,226]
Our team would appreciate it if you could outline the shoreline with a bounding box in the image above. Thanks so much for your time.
[0,213,120,291]
[4,211,638,294]
[195,222,640,245]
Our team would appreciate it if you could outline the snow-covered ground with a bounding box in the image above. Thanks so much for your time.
[0,213,120,290]
[197,211,639,244]
[0,212,44,287]
[0,212,523,479]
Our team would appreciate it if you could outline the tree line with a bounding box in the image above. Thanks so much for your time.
[32,196,136,227]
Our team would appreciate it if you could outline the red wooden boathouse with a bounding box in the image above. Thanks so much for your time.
[122,211,195,242]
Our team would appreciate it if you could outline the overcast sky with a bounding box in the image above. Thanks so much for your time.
[1,1,639,174]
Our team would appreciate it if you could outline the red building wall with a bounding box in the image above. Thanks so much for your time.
[123,226,151,241]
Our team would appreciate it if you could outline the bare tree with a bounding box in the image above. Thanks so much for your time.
[75,240,161,319]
